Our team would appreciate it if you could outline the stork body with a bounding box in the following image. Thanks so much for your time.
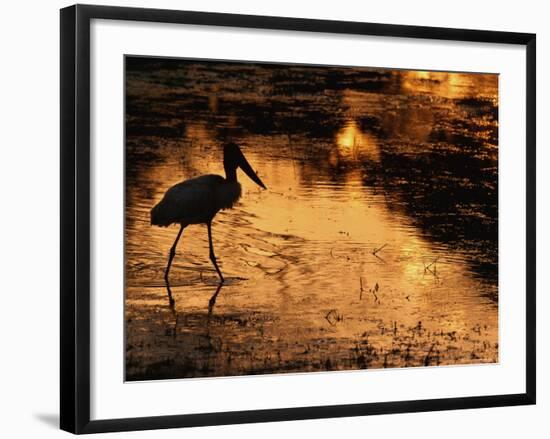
[151,175,242,227]
[151,143,266,306]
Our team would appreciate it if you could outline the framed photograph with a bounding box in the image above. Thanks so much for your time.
[60,4,536,434]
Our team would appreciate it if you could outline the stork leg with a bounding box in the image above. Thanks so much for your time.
[164,224,185,306]
[207,221,224,283]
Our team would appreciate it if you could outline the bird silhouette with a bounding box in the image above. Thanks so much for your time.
[151,143,267,305]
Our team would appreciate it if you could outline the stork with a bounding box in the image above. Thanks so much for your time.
[151,143,267,305]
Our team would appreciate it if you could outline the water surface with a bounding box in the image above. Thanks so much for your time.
[125,58,498,380]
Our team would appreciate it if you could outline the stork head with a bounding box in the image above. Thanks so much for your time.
[223,143,267,189]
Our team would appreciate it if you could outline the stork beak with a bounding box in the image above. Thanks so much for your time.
[238,152,267,189]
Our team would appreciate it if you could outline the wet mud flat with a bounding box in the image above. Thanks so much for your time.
[125,58,498,380]
[126,286,497,380]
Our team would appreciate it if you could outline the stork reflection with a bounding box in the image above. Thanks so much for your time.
[208,283,224,317]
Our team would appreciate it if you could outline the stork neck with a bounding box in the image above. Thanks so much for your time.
[224,165,238,183]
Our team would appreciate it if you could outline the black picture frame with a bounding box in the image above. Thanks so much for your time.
[60,4,536,434]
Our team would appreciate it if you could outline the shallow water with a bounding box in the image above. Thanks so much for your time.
[125,58,498,380]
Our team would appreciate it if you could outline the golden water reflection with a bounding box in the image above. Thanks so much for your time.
[335,121,380,163]
[125,59,498,380]
[399,70,496,100]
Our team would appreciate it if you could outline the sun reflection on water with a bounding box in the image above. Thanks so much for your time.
[335,120,380,163]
